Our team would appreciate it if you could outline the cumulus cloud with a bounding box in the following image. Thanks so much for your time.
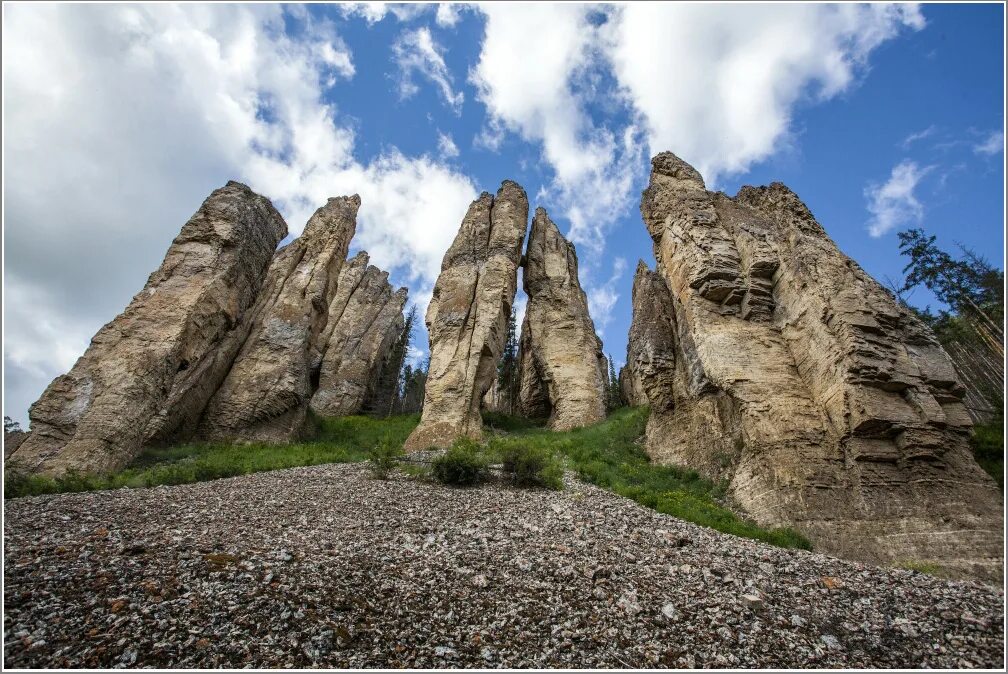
[974,130,1004,156]
[469,3,923,252]
[437,131,460,158]
[393,26,464,114]
[340,3,427,24]
[436,4,464,28]
[601,3,926,184]
[865,160,931,237]
[2,3,476,423]
[471,4,643,251]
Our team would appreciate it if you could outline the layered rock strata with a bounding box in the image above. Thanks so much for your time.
[516,208,608,429]
[636,151,1003,581]
[198,196,360,443]
[9,182,287,475]
[309,252,408,418]
[403,181,528,450]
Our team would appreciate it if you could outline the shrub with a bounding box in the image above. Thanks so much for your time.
[499,443,564,490]
[368,435,404,479]
[432,438,488,486]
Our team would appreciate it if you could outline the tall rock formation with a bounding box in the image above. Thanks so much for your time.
[403,181,528,450]
[635,151,1003,581]
[618,261,678,410]
[309,251,408,418]
[198,196,359,443]
[9,182,287,475]
[516,208,608,429]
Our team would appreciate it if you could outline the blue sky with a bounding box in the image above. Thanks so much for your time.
[3,3,1004,425]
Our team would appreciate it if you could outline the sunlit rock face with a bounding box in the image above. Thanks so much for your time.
[634,151,1003,582]
[516,208,607,431]
[404,181,528,451]
[198,196,360,444]
[10,182,288,475]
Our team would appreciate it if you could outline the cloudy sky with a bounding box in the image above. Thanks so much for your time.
[3,2,1004,425]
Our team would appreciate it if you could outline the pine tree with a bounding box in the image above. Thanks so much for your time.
[365,305,416,417]
[496,307,519,414]
[607,354,622,411]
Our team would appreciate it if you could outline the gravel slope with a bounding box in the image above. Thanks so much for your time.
[3,463,1004,668]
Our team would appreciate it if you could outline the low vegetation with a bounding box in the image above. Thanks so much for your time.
[4,415,419,498]
[431,438,489,486]
[970,415,1004,489]
[5,406,811,550]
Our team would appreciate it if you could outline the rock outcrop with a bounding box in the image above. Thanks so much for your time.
[403,181,528,450]
[198,196,360,443]
[4,428,28,459]
[8,182,287,475]
[309,252,408,418]
[635,151,1003,581]
[516,208,607,429]
[618,261,678,410]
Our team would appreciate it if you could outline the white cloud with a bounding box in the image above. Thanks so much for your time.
[865,160,931,237]
[393,26,464,114]
[902,124,937,148]
[2,4,476,424]
[974,130,1004,156]
[601,3,925,184]
[471,5,643,251]
[437,130,460,158]
[586,257,627,339]
[340,3,428,24]
[436,4,463,28]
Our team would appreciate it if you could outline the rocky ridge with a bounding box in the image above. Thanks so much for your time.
[630,151,1004,581]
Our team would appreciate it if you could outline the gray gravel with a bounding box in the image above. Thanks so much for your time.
[4,463,1004,668]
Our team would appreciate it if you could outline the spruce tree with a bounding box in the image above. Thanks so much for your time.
[496,307,519,414]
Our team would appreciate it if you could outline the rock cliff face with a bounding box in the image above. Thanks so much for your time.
[618,261,677,410]
[403,181,528,450]
[198,196,360,443]
[635,151,1003,581]
[9,182,287,475]
[309,252,408,418]
[516,208,607,429]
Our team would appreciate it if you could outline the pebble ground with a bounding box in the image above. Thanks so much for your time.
[3,463,1004,668]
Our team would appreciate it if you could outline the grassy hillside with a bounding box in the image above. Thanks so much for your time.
[3,407,812,550]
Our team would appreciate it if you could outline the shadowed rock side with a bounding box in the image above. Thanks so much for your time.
[634,151,1003,582]
[9,182,288,475]
[309,252,408,417]
[618,261,678,411]
[516,208,608,430]
[198,196,360,444]
[404,181,528,450]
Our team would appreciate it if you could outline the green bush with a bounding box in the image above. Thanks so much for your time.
[970,416,1004,489]
[368,435,404,479]
[499,443,564,490]
[432,438,488,486]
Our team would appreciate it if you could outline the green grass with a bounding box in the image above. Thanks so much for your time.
[897,560,945,577]
[3,406,811,550]
[483,407,812,550]
[970,415,1004,489]
[4,415,419,499]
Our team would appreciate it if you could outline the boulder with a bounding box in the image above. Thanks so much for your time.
[9,182,287,475]
[403,181,528,450]
[198,196,359,443]
[638,151,1003,582]
[309,252,408,418]
[516,208,607,429]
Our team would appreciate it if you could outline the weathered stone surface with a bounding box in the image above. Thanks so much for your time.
[198,196,359,443]
[309,252,408,418]
[638,151,1003,581]
[516,208,607,430]
[4,428,28,459]
[9,182,287,475]
[619,261,678,410]
[403,181,528,450]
